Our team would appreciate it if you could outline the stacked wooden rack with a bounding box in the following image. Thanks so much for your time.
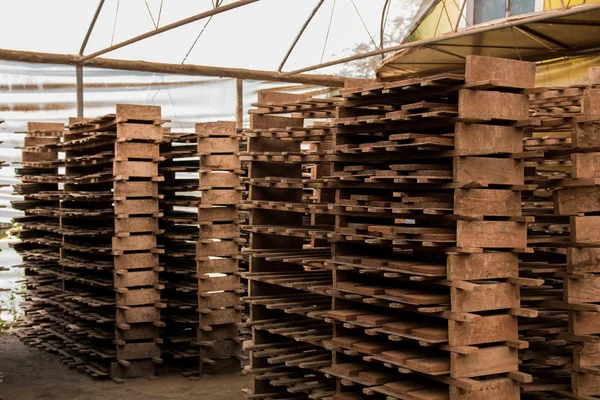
[160,122,243,375]
[521,73,600,399]
[14,105,164,380]
[241,91,338,399]
[8,59,600,400]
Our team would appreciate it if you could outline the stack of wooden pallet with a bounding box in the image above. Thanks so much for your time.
[196,121,243,374]
[517,81,595,397]
[160,122,243,375]
[159,126,203,369]
[14,105,164,380]
[242,91,338,399]
[323,55,535,400]
[523,74,600,398]
[12,122,65,365]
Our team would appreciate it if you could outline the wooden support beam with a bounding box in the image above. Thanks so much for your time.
[236,78,243,129]
[0,48,345,87]
[76,65,84,117]
[79,0,260,62]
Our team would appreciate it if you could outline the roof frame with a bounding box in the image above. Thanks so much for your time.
[280,2,600,76]
[79,0,260,62]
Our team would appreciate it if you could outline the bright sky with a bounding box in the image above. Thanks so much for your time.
[0,0,419,74]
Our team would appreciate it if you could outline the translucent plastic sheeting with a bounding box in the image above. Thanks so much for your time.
[0,60,297,222]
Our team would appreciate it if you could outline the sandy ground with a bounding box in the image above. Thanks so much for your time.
[0,332,249,400]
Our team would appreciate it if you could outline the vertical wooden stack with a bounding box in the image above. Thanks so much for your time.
[243,91,337,399]
[109,105,164,380]
[159,123,243,376]
[324,55,534,400]
[196,121,243,375]
[159,128,205,370]
[14,105,164,380]
[12,122,64,355]
[552,87,600,399]
[517,79,595,396]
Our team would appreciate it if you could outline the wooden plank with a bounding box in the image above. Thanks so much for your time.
[115,270,157,288]
[116,306,160,324]
[457,221,526,249]
[115,199,159,215]
[568,248,600,273]
[112,235,156,252]
[197,258,238,274]
[195,121,237,137]
[572,371,600,397]
[565,276,600,303]
[197,137,238,154]
[454,123,523,156]
[114,161,158,178]
[117,342,160,360]
[197,292,240,309]
[198,206,238,222]
[571,312,600,336]
[114,181,159,197]
[116,104,161,121]
[573,122,600,148]
[114,253,159,270]
[200,154,240,170]
[197,274,240,292]
[451,346,518,379]
[115,217,158,234]
[555,186,600,215]
[200,172,240,188]
[447,253,518,281]
[196,241,238,257]
[571,216,600,244]
[451,283,519,313]
[116,325,159,341]
[454,157,523,186]
[115,142,159,159]
[249,114,303,130]
[459,90,528,121]
[450,377,519,400]
[117,288,160,306]
[454,189,521,217]
[199,224,240,239]
[200,308,241,326]
[465,55,535,89]
[582,88,600,116]
[574,343,600,367]
[117,122,162,141]
[201,190,241,205]
[449,315,517,346]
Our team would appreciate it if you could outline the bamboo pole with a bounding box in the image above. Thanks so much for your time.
[278,0,325,71]
[0,48,346,87]
[80,0,260,62]
[80,0,106,55]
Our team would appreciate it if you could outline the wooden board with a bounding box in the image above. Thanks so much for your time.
[457,221,526,249]
[451,346,518,379]
[451,283,519,313]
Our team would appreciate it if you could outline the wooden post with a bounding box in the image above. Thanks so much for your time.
[76,65,84,118]
[236,78,243,129]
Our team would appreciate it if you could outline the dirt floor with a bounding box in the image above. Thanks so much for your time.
[0,332,249,400]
